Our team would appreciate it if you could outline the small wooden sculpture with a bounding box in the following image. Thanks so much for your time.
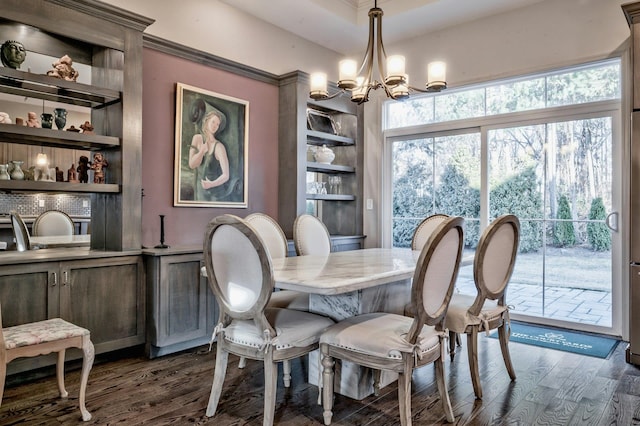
[26,112,40,128]
[68,163,78,183]
[91,152,108,184]
[77,156,90,183]
[46,54,79,82]
[80,121,94,134]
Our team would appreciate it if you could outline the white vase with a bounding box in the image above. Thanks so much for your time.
[0,164,9,180]
[314,144,335,164]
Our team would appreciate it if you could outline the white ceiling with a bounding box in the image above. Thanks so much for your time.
[221,0,547,54]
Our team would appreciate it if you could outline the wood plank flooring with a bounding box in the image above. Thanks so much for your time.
[0,335,639,425]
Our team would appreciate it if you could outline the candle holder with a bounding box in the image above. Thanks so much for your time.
[154,214,170,249]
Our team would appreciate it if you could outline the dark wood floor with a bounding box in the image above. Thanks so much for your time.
[1,334,639,425]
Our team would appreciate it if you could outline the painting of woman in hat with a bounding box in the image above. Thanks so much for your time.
[174,83,248,207]
[188,100,230,200]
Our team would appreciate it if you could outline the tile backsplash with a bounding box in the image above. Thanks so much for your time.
[0,193,91,217]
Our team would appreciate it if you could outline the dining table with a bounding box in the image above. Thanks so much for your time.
[271,247,473,400]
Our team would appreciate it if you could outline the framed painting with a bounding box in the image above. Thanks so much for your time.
[174,82,249,207]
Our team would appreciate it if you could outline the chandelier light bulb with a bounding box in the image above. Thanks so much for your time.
[351,77,367,103]
[385,55,407,86]
[427,61,447,91]
[338,59,358,89]
[309,72,329,100]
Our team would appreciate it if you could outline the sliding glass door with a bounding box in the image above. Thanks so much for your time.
[388,114,618,332]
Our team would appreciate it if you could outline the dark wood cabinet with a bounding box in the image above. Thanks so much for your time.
[143,247,218,358]
[0,252,145,374]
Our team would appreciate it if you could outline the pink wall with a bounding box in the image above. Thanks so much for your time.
[141,48,279,248]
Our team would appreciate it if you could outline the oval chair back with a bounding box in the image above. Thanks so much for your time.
[245,213,288,259]
[33,210,74,237]
[293,214,331,256]
[411,213,449,251]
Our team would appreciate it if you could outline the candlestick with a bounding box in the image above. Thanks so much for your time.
[155,214,169,248]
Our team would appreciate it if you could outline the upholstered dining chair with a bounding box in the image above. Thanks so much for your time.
[444,214,520,399]
[9,211,31,252]
[293,214,332,256]
[203,214,334,425]
[0,302,94,421]
[411,213,449,251]
[241,213,310,384]
[320,216,464,425]
[32,210,75,236]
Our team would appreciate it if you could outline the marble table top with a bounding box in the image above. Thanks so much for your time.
[272,248,422,295]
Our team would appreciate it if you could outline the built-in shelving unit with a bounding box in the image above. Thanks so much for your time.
[0,0,152,250]
[278,71,364,242]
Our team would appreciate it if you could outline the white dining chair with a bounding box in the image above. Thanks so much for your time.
[9,211,31,252]
[242,213,310,384]
[444,214,520,399]
[293,214,332,256]
[411,213,449,251]
[203,214,334,425]
[32,210,75,236]
[405,214,451,317]
[319,216,464,425]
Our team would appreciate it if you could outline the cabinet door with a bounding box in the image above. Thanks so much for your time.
[156,254,209,347]
[0,263,58,326]
[60,256,144,352]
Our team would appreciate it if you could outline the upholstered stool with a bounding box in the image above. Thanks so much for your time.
[0,317,95,421]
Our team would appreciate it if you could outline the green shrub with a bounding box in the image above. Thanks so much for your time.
[489,167,543,253]
[587,197,610,251]
[553,194,575,247]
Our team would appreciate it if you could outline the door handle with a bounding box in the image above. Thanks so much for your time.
[51,272,57,286]
[606,212,618,232]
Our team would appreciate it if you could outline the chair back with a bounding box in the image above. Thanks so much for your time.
[33,210,74,236]
[293,214,331,256]
[245,213,288,259]
[204,214,274,321]
[411,213,449,250]
[407,216,464,341]
[10,211,31,252]
[470,214,520,314]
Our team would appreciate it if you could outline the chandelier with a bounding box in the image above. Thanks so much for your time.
[309,0,447,104]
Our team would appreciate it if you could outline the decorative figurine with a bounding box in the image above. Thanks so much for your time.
[77,156,90,183]
[80,121,94,134]
[55,167,64,182]
[40,113,53,129]
[46,54,79,81]
[91,152,108,184]
[68,163,78,183]
[0,40,26,69]
[66,125,81,132]
[14,117,24,126]
[26,112,40,128]
[53,108,67,130]
[0,112,12,124]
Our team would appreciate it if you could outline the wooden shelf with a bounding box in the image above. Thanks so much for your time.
[306,162,355,174]
[307,130,354,146]
[0,67,121,108]
[0,123,120,150]
[0,180,120,193]
[306,194,356,201]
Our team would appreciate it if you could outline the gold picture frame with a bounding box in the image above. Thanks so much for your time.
[174,83,249,208]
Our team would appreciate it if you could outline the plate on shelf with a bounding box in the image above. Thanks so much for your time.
[306,108,339,135]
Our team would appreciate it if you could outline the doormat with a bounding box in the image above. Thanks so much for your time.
[488,321,619,359]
